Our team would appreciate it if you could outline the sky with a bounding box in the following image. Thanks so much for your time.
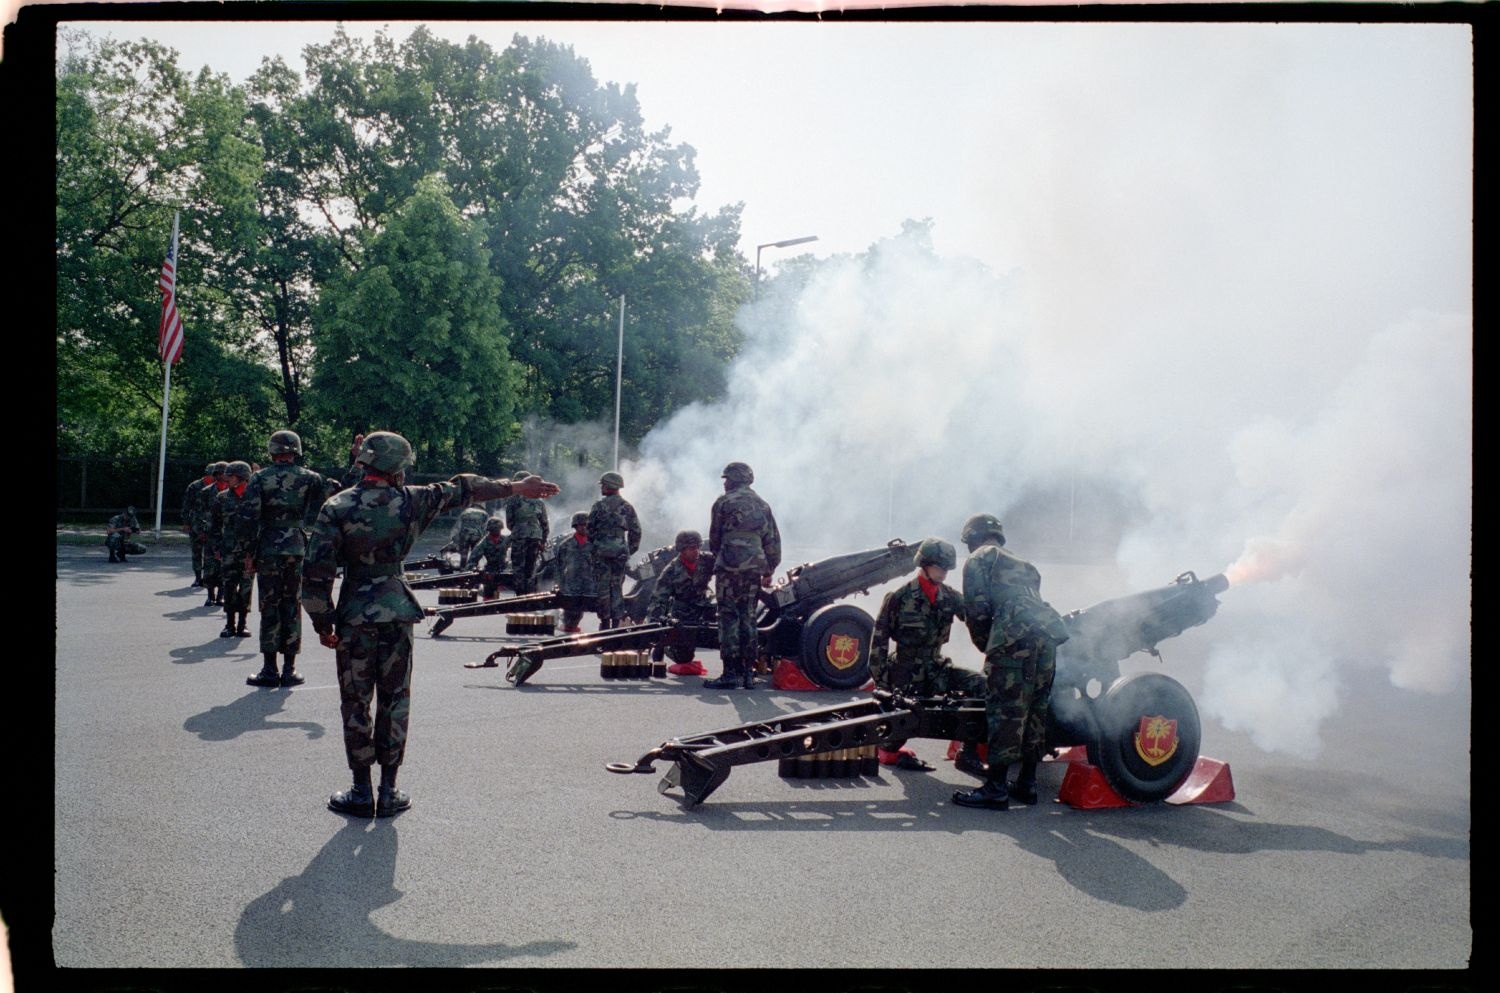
[56,11,1474,756]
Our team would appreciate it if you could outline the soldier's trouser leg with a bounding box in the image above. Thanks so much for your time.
[561,607,583,630]
[982,637,1053,766]
[1020,640,1056,763]
[603,560,627,625]
[513,540,541,594]
[256,555,303,655]
[221,563,252,614]
[715,572,760,675]
[191,536,205,579]
[106,533,123,559]
[337,622,416,771]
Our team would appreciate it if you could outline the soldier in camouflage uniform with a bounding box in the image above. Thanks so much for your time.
[196,463,229,605]
[105,506,142,562]
[465,517,512,599]
[869,539,988,777]
[504,471,551,594]
[182,464,215,585]
[553,512,604,632]
[586,471,641,629]
[212,462,256,638]
[303,431,558,818]
[706,462,781,690]
[954,514,1070,810]
[240,431,334,688]
[442,506,490,566]
[647,530,717,666]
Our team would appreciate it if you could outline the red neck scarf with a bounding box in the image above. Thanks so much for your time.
[215,480,229,491]
[917,573,940,606]
[682,556,698,575]
[574,532,588,546]
[362,473,390,486]
[232,482,248,498]
[488,534,503,545]
[201,476,213,485]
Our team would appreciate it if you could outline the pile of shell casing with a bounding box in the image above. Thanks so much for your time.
[505,612,556,635]
[437,588,478,605]
[599,650,667,680]
[778,745,882,779]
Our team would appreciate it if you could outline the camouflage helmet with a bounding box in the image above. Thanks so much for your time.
[674,530,703,553]
[570,512,589,528]
[355,431,415,474]
[486,516,505,534]
[512,470,532,481]
[125,505,139,520]
[599,471,624,490]
[210,461,228,475]
[267,430,302,456]
[721,462,754,485]
[226,460,252,480]
[203,462,216,474]
[960,513,1006,547]
[914,538,957,571]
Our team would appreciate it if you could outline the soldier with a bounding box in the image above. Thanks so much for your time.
[953,514,1070,810]
[504,470,550,594]
[212,462,256,639]
[466,516,512,600]
[303,431,558,818]
[553,512,604,633]
[869,538,988,778]
[182,464,216,585]
[706,462,780,690]
[441,506,489,567]
[647,530,717,668]
[196,462,229,606]
[104,506,142,563]
[586,471,641,630]
[240,431,333,688]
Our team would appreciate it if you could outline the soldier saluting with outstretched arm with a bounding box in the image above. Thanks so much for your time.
[302,432,560,819]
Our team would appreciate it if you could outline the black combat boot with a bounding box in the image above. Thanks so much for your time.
[1010,759,1040,806]
[703,669,739,690]
[203,586,215,607]
[953,763,1010,810]
[108,550,120,563]
[235,612,250,637]
[279,653,305,687]
[328,767,375,817]
[376,765,411,817]
[247,652,281,687]
[954,744,988,781]
[191,572,202,588]
[220,612,236,638]
[740,667,759,690]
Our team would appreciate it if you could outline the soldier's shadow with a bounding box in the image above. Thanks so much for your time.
[234,819,577,967]
[183,688,325,741]
[170,639,260,665]
[161,604,223,622]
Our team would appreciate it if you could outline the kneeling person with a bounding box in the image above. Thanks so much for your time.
[466,517,511,599]
[647,530,716,668]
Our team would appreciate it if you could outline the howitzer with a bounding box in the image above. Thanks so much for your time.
[608,569,1230,807]
[483,539,918,690]
[404,553,460,574]
[407,570,485,591]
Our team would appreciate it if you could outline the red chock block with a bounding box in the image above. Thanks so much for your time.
[770,659,822,691]
[1057,762,1133,809]
[1165,756,1236,805]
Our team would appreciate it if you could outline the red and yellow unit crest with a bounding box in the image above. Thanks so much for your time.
[1133,715,1179,767]
[825,633,861,670]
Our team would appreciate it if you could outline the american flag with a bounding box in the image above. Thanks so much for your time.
[158,238,184,365]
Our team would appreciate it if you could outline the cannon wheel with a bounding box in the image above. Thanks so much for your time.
[1090,672,1201,804]
[796,604,875,690]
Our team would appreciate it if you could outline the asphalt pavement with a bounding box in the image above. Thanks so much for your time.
[38,540,1473,993]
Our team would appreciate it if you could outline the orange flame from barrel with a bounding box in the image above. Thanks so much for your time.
[1225,536,1305,586]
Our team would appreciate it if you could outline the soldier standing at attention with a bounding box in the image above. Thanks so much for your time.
[303,431,559,818]
[182,464,215,586]
[706,462,780,690]
[555,512,604,633]
[586,471,641,630]
[105,506,142,563]
[241,431,333,688]
[466,516,512,600]
[196,462,229,606]
[442,506,489,566]
[504,470,551,594]
[954,514,1070,810]
[869,538,988,778]
[213,461,256,638]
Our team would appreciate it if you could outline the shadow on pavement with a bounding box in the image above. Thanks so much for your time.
[170,639,260,665]
[234,818,577,967]
[184,687,326,741]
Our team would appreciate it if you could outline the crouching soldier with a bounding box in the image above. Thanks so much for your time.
[555,512,605,633]
[466,517,511,600]
[105,506,143,562]
[869,538,989,777]
[442,506,488,566]
[647,530,716,672]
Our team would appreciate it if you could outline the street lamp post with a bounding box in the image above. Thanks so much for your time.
[754,234,818,299]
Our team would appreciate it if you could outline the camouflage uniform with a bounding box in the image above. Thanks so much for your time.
[303,436,537,811]
[708,465,780,686]
[212,473,255,635]
[961,542,1069,768]
[647,546,716,664]
[241,456,330,661]
[183,470,213,582]
[445,506,489,564]
[504,490,550,594]
[195,470,229,601]
[466,526,512,599]
[586,484,641,627]
[553,515,604,631]
[105,507,142,561]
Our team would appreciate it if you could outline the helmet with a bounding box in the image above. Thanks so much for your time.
[226,461,252,479]
[267,430,302,456]
[674,530,703,552]
[512,470,532,481]
[600,471,624,489]
[570,512,589,528]
[356,431,415,474]
[721,462,754,485]
[960,514,1006,547]
[486,516,504,533]
[125,506,139,520]
[914,538,957,571]
[203,462,216,474]
[210,462,228,475]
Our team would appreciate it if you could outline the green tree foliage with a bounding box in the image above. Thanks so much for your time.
[310,175,519,466]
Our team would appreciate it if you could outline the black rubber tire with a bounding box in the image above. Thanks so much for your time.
[796,604,875,690]
[1091,672,1201,804]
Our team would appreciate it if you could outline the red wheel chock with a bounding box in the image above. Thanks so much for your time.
[768,658,876,692]
[946,741,1235,808]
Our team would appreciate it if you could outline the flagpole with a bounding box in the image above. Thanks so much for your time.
[613,295,624,471]
[152,211,179,540]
